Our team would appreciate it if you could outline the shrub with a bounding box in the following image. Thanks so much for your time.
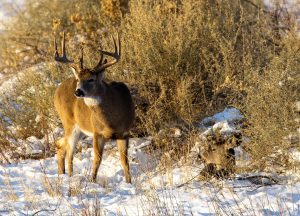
[241,35,299,171]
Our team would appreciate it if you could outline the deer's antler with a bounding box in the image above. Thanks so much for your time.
[93,34,121,73]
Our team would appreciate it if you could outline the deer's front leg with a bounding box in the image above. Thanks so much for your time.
[92,134,106,182]
[56,138,66,174]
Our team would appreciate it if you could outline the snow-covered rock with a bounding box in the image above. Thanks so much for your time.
[25,136,44,154]
[201,107,243,128]
[195,107,244,154]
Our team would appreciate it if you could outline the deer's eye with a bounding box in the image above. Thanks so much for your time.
[87,78,95,83]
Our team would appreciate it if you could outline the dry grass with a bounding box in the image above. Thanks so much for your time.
[3,173,18,202]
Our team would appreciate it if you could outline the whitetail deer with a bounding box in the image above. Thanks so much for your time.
[200,132,241,178]
[201,145,235,171]
[53,33,134,183]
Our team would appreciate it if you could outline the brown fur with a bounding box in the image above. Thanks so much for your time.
[54,74,134,183]
[200,133,241,178]
[201,145,235,170]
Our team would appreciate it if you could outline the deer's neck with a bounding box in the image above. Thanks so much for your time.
[84,96,102,106]
[83,81,107,107]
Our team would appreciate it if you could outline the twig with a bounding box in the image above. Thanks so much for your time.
[0,147,11,164]
[31,198,61,216]
[176,173,200,188]
[31,208,56,216]
[236,175,279,185]
[242,0,268,13]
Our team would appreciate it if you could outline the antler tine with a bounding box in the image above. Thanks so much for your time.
[98,41,104,64]
[113,35,118,55]
[62,32,66,58]
[100,35,119,57]
[118,33,121,58]
[94,53,104,70]
[54,36,59,59]
[94,33,121,72]
[54,32,73,63]
[92,42,105,72]
[79,46,84,70]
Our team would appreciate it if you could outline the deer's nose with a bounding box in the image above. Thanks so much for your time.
[74,89,85,97]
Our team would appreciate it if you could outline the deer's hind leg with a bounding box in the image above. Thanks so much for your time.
[65,125,82,176]
[57,123,82,176]
[92,134,107,182]
[117,137,131,183]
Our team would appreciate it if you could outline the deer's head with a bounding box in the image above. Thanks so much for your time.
[200,132,241,169]
[201,144,235,168]
[54,32,121,98]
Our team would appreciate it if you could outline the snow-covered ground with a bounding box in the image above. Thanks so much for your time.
[0,106,299,215]
[1,150,300,215]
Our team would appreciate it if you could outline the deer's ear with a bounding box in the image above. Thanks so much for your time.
[71,67,79,80]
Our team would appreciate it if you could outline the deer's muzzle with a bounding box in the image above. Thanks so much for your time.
[75,89,85,97]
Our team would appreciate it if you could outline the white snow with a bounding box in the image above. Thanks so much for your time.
[211,107,243,123]
[0,106,299,215]
[0,140,300,215]
[200,107,243,128]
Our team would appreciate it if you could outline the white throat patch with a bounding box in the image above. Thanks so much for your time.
[84,96,102,106]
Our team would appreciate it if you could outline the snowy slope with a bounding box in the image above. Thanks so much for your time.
[1,138,300,215]
[0,108,299,215]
